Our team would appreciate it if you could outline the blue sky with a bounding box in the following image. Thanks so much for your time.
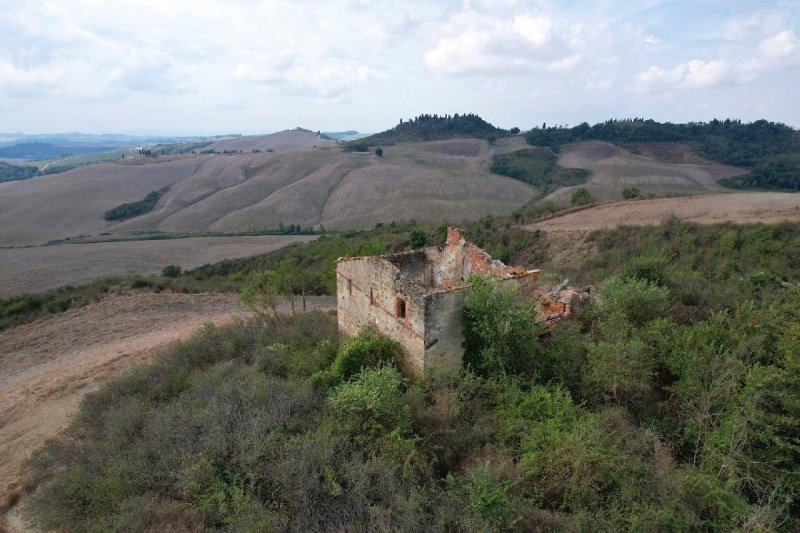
[0,0,797,134]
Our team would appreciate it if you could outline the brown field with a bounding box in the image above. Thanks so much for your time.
[543,141,746,204]
[529,192,800,233]
[0,136,535,247]
[206,128,338,152]
[0,293,335,526]
[0,235,314,297]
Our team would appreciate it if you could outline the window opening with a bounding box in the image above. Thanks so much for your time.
[397,298,407,318]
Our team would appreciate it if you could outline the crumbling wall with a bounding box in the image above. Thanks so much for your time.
[430,227,524,289]
[336,257,427,376]
[422,289,467,372]
[336,227,584,378]
[388,250,434,287]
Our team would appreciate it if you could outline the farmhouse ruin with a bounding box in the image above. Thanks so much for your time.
[336,227,584,377]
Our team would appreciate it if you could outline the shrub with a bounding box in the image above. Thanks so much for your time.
[571,187,595,205]
[466,463,522,530]
[327,365,411,447]
[409,228,427,248]
[463,276,539,377]
[375,147,383,157]
[621,253,671,286]
[161,264,182,278]
[622,186,641,199]
[313,327,403,387]
[599,277,670,326]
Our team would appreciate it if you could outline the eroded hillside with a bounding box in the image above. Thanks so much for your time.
[0,136,535,246]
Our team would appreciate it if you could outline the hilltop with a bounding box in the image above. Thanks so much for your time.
[351,113,513,146]
[525,118,800,191]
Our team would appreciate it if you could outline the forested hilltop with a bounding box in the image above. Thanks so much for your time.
[350,113,514,146]
[525,118,800,191]
[17,215,800,531]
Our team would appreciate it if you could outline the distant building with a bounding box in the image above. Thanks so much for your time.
[336,227,584,377]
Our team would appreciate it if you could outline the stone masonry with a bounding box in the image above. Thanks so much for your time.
[336,227,584,377]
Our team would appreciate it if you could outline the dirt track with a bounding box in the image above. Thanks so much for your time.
[529,192,800,233]
[0,292,334,520]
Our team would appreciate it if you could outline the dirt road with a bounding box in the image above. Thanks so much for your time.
[0,291,334,524]
[529,192,800,233]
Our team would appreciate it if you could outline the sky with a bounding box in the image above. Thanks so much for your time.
[0,0,798,135]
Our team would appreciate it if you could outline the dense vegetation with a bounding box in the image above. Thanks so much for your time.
[20,216,800,531]
[490,148,589,192]
[524,118,800,191]
[0,161,73,182]
[353,113,511,146]
[0,161,37,182]
[721,153,800,190]
[104,186,170,221]
[0,142,117,159]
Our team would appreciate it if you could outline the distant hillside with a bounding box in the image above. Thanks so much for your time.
[352,113,512,146]
[322,130,361,140]
[0,142,120,160]
[0,138,535,246]
[525,118,800,191]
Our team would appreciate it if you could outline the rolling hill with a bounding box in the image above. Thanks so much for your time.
[540,140,746,203]
[0,134,536,247]
[528,192,800,233]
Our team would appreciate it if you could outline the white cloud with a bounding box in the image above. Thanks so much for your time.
[634,30,800,91]
[423,11,580,75]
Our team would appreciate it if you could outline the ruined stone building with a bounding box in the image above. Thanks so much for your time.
[336,227,583,377]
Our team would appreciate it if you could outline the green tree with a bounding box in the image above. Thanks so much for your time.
[328,365,411,448]
[570,187,595,205]
[462,276,539,377]
[409,229,427,248]
[161,264,182,278]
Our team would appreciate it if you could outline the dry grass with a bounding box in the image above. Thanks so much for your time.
[0,138,535,247]
[206,129,337,152]
[0,235,314,296]
[529,192,800,233]
[0,292,335,524]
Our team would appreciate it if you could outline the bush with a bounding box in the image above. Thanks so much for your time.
[621,253,671,286]
[161,264,182,278]
[463,276,539,376]
[327,365,411,448]
[313,327,403,387]
[375,147,383,157]
[622,186,641,199]
[599,277,670,326]
[409,228,427,248]
[571,187,595,205]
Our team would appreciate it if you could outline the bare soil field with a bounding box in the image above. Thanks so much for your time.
[543,141,746,204]
[0,138,535,247]
[0,235,314,297]
[529,192,800,233]
[0,292,335,528]
[206,129,337,153]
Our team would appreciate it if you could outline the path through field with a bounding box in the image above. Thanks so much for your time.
[0,292,335,530]
[529,192,800,233]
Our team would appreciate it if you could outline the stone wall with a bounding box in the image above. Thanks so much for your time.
[336,257,427,376]
[336,227,564,378]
